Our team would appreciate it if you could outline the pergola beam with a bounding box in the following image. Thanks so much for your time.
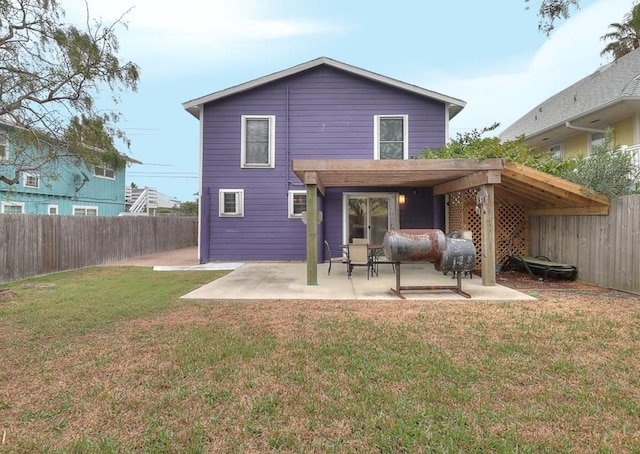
[433,170,501,196]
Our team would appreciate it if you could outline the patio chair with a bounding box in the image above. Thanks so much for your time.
[347,243,372,279]
[324,240,346,275]
[503,254,578,281]
[370,247,396,277]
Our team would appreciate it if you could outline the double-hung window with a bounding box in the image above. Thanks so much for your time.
[590,132,606,154]
[0,134,8,160]
[219,189,244,217]
[241,115,275,168]
[374,115,408,160]
[288,190,307,218]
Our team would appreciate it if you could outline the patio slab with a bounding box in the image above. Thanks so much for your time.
[180,261,536,301]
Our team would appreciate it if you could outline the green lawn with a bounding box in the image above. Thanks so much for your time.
[0,267,639,453]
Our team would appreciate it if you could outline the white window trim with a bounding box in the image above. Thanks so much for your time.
[73,205,98,216]
[94,165,115,180]
[374,114,409,160]
[23,173,40,188]
[241,115,276,168]
[1,201,25,214]
[288,190,307,218]
[48,204,58,215]
[549,143,563,159]
[589,131,606,154]
[219,189,244,217]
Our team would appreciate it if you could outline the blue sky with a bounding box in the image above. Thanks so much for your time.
[67,0,633,203]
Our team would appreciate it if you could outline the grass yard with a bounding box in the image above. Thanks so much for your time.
[0,266,639,453]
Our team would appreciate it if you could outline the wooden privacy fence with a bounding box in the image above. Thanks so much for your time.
[0,215,197,284]
[529,195,640,294]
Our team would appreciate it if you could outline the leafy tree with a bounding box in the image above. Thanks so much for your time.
[0,0,139,186]
[559,129,640,199]
[600,3,640,61]
[421,126,639,200]
[525,0,581,35]
[179,201,198,217]
[420,123,571,176]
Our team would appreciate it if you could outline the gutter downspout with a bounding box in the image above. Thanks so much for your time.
[565,121,606,133]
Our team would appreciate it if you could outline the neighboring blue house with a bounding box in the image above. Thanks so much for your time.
[0,123,132,216]
[183,57,466,262]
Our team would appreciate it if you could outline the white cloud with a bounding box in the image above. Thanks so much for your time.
[439,0,631,136]
[64,0,344,74]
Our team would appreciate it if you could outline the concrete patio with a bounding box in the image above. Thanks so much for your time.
[108,247,535,301]
[178,260,535,302]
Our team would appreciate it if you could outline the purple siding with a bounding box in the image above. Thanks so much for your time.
[201,66,448,261]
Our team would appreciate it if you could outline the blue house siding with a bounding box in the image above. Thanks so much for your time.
[0,138,126,216]
[193,60,461,262]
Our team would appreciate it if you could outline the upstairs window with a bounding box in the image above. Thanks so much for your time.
[241,115,275,168]
[374,115,408,160]
[23,173,40,188]
[219,189,244,217]
[0,134,7,160]
[95,164,115,179]
[288,190,307,218]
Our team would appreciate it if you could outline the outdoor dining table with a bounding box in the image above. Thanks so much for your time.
[340,244,392,277]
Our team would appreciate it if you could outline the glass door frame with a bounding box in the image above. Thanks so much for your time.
[342,192,400,245]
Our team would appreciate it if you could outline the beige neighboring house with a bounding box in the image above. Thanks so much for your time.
[500,47,640,165]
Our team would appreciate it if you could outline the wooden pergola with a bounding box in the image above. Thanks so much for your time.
[291,158,609,287]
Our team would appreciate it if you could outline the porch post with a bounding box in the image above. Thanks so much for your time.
[479,184,496,286]
[306,183,318,285]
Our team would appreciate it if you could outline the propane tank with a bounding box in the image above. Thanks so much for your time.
[382,229,447,262]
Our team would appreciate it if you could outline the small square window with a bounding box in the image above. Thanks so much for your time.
[24,173,40,188]
[219,189,244,217]
[241,116,275,168]
[288,190,307,218]
[48,205,58,215]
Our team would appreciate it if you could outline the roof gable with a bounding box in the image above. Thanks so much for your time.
[501,48,640,142]
[183,57,466,119]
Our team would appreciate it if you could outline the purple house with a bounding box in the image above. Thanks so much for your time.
[183,57,466,264]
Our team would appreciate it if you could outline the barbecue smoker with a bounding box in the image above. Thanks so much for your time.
[382,229,476,298]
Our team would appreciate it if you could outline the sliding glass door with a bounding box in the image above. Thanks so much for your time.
[345,193,398,245]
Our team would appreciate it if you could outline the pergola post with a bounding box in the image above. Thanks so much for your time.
[479,184,496,286]
[305,183,318,285]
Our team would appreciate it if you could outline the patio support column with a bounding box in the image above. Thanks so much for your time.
[306,183,318,285]
[479,184,496,286]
